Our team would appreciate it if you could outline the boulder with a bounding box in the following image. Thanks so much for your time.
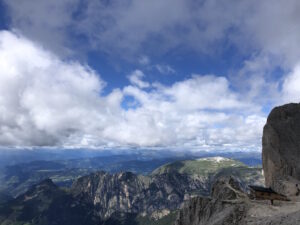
[174,176,248,225]
[262,103,300,196]
[174,196,247,225]
[211,176,247,200]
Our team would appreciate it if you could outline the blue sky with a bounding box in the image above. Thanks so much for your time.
[0,0,299,151]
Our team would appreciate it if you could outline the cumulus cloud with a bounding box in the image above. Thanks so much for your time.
[3,0,80,56]
[2,0,300,153]
[0,30,110,146]
[229,54,281,107]
[162,75,248,110]
[4,0,300,115]
[0,30,267,150]
[121,77,265,150]
[4,0,300,63]
[240,0,300,67]
[155,64,176,75]
[282,64,300,103]
[127,70,150,89]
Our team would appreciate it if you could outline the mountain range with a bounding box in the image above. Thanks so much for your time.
[0,157,263,225]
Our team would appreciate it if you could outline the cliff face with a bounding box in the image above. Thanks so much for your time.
[175,197,246,225]
[70,162,263,220]
[262,103,300,195]
[71,171,203,219]
[174,177,248,225]
[174,176,300,225]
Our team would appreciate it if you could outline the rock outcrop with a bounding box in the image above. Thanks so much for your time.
[71,171,203,219]
[174,176,300,225]
[262,103,300,196]
[174,177,248,225]
[211,176,248,200]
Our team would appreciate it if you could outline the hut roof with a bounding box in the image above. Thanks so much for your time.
[249,185,276,194]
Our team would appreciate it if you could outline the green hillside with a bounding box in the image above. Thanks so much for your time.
[151,157,246,176]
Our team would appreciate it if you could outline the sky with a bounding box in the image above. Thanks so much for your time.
[0,0,299,152]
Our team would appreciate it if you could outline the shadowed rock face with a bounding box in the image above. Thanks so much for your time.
[71,171,203,219]
[211,176,248,200]
[174,197,247,225]
[174,177,248,225]
[262,103,300,195]
[0,179,98,225]
[173,176,300,225]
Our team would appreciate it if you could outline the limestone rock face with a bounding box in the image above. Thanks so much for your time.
[71,171,204,219]
[174,176,300,225]
[174,177,248,225]
[174,197,247,225]
[262,103,300,195]
[211,176,247,200]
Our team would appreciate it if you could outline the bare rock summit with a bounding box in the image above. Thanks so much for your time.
[262,103,300,196]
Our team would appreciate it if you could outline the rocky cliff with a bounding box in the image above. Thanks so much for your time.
[262,103,300,195]
[174,176,300,225]
[70,157,263,220]
[174,177,248,225]
[71,171,203,219]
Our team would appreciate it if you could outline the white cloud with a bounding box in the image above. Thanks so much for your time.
[0,30,110,146]
[127,70,150,89]
[282,64,300,103]
[155,64,175,75]
[3,0,300,152]
[0,30,267,151]
[240,0,300,67]
[163,75,248,110]
[228,54,281,108]
[138,55,150,66]
[2,0,300,69]
[3,0,80,56]
[121,75,265,150]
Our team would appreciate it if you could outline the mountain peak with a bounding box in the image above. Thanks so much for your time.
[38,178,56,187]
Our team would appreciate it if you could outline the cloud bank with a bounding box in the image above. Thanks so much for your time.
[3,0,300,65]
[1,0,300,151]
[0,31,272,151]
